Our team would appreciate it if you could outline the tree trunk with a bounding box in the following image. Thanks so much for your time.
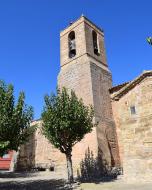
[66,152,74,183]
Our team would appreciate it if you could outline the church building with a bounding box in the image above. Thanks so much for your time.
[1,16,152,181]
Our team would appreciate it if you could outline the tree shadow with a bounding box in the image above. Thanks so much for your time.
[0,171,40,178]
[0,179,73,190]
[77,147,122,183]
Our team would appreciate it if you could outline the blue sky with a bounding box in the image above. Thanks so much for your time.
[0,0,151,119]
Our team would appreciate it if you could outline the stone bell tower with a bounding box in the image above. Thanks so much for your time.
[58,16,120,169]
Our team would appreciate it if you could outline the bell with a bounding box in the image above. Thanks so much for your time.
[69,39,76,58]
[94,46,99,55]
[93,42,99,55]
[69,40,76,51]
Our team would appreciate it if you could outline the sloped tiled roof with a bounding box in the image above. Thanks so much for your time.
[110,70,152,101]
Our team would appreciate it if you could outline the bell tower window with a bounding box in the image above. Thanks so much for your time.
[68,31,76,58]
[92,30,99,55]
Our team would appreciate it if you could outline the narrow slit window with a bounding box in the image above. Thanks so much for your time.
[92,30,99,55]
[130,106,136,115]
[68,31,76,58]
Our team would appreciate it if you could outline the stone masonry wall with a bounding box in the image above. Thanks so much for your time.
[16,124,36,170]
[58,59,98,174]
[90,62,120,167]
[58,59,120,170]
[112,76,152,181]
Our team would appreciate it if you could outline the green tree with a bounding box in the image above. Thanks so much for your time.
[0,80,34,156]
[42,87,94,183]
[147,37,152,45]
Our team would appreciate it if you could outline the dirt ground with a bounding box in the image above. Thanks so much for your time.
[0,171,152,190]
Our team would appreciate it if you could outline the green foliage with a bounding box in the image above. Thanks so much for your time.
[147,37,152,45]
[0,80,34,156]
[78,147,121,182]
[41,87,94,154]
[79,147,101,181]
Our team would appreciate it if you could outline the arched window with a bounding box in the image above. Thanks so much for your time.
[68,31,76,58]
[92,31,99,55]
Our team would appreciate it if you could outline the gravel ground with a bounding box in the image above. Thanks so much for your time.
[0,171,152,190]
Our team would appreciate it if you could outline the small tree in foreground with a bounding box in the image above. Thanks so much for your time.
[41,87,94,183]
[0,80,34,156]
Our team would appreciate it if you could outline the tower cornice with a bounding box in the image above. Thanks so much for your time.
[60,16,104,37]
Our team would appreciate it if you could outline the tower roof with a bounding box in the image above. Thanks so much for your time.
[60,15,104,37]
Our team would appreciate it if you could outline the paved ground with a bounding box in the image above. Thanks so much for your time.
[0,171,152,190]
[0,171,72,190]
[80,181,152,190]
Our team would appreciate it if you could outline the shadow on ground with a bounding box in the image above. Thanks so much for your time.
[0,171,39,178]
[0,179,73,190]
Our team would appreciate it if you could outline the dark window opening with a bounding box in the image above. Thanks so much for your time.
[50,166,55,171]
[92,31,99,55]
[130,106,136,115]
[68,31,76,58]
